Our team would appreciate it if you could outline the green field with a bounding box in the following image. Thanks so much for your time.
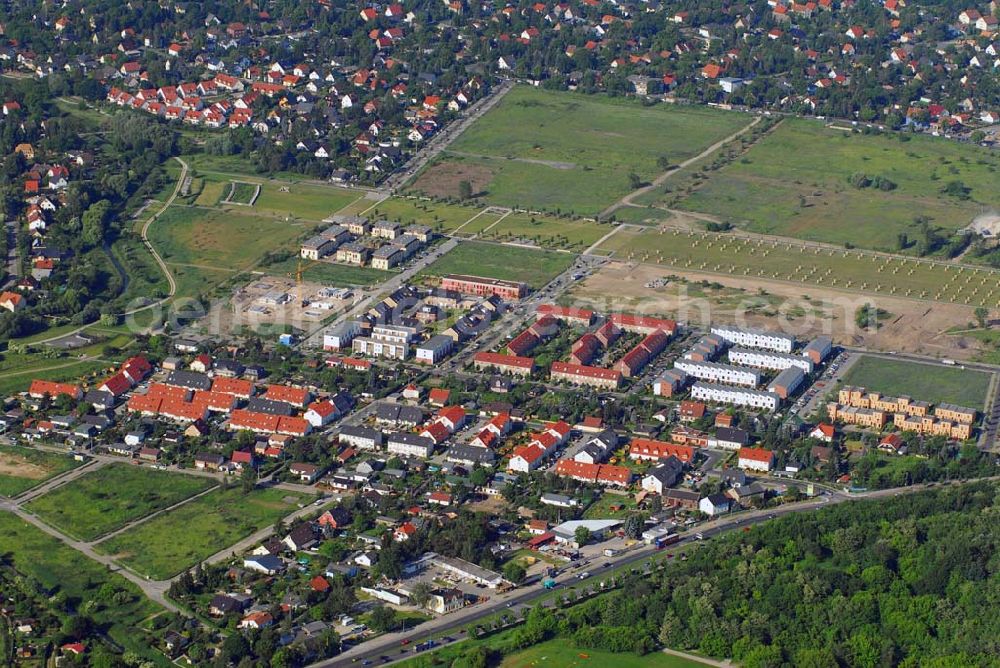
[482,212,610,251]
[841,355,991,408]
[27,464,215,541]
[503,641,711,668]
[228,181,258,204]
[0,512,163,660]
[420,241,575,288]
[672,119,1000,250]
[0,359,109,396]
[416,86,749,215]
[0,446,80,497]
[598,226,1000,308]
[97,486,306,579]
[362,196,484,233]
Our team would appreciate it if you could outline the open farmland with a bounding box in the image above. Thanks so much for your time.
[0,446,80,497]
[841,355,991,408]
[598,226,1000,308]
[97,487,306,579]
[413,86,750,215]
[418,240,575,288]
[670,119,1000,250]
[26,464,215,541]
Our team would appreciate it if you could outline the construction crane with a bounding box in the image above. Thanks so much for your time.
[291,257,320,307]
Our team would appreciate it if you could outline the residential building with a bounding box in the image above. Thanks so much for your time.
[536,304,594,325]
[415,335,454,364]
[441,274,527,300]
[628,438,694,463]
[323,321,362,350]
[609,313,677,336]
[710,325,795,353]
[473,352,535,376]
[338,425,384,450]
[727,348,814,373]
[691,382,780,412]
[640,457,685,493]
[802,336,832,364]
[674,359,760,387]
[738,447,774,472]
[767,367,806,399]
[715,427,750,450]
[371,244,404,270]
[549,361,622,389]
[336,242,370,265]
[699,493,734,516]
[827,404,888,429]
[837,387,930,417]
[387,432,435,458]
[653,369,688,396]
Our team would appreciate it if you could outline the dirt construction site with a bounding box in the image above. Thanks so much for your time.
[229,277,355,327]
[564,262,993,361]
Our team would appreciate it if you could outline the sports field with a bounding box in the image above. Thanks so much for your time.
[598,226,1000,308]
[413,86,750,215]
[97,486,306,579]
[841,355,991,408]
[419,241,575,288]
[672,119,1000,250]
[0,446,80,497]
[26,464,215,541]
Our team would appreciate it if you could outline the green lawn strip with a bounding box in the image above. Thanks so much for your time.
[841,355,991,408]
[26,464,215,541]
[109,234,171,305]
[96,486,307,580]
[481,212,609,251]
[673,118,1000,250]
[0,445,81,497]
[598,226,1000,308]
[0,511,166,663]
[364,197,484,233]
[433,86,748,215]
[0,359,108,396]
[418,241,575,288]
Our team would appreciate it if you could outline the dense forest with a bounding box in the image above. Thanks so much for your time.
[447,481,1000,668]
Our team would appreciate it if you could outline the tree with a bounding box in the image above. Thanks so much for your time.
[575,526,591,546]
[627,172,642,189]
[81,199,111,247]
[458,180,473,200]
[623,513,643,540]
[974,306,988,329]
[410,581,432,607]
[368,605,397,633]
[503,561,527,584]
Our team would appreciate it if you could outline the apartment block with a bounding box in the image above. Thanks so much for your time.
[710,325,795,353]
[691,382,780,412]
[674,360,760,388]
[727,348,814,374]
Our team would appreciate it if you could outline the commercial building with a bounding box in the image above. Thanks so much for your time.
[727,348,814,374]
[549,361,622,389]
[767,366,805,399]
[431,555,504,588]
[552,519,621,547]
[441,274,527,300]
[674,359,760,388]
[710,325,795,353]
[691,382,780,412]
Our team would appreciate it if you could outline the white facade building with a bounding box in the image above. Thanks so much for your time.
[691,382,780,412]
[710,325,795,353]
[674,359,760,388]
[727,348,814,373]
[323,321,362,351]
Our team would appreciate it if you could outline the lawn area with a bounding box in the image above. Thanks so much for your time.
[363,196,484,233]
[673,118,1000,250]
[228,181,258,204]
[27,464,215,541]
[97,486,306,579]
[583,493,638,519]
[841,355,992,408]
[0,445,80,497]
[0,512,164,661]
[597,226,1000,308]
[419,241,575,288]
[412,86,749,216]
[110,234,171,306]
[0,358,109,396]
[266,257,391,286]
[503,641,713,668]
[482,212,610,251]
